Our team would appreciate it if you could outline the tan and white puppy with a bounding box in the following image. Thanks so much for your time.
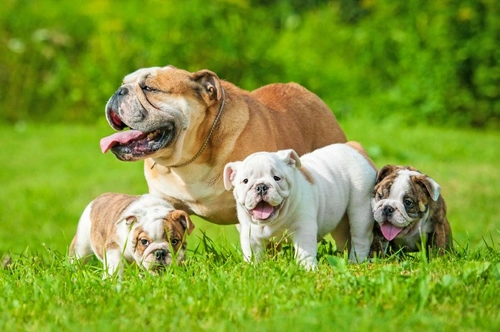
[224,142,377,269]
[69,193,195,277]
[100,65,347,225]
[371,165,453,255]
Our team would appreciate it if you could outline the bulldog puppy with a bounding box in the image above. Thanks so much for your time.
[224,142,377,269]
[371,165,453,256]
[69,193,195,277]
[100,65,347,225]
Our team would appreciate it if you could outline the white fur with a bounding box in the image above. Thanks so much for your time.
[224,143,376,269]
[372,170,418,226]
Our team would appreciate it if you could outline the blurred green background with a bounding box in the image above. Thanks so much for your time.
[1,0,499,128]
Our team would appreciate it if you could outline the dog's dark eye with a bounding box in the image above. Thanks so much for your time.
[377,192,383,200]
[142,85,156,92]
[171,239,179,246]
[140,239,149,246]
[404,199,414,208]
[243,179,248,184]
[273,176,281,181]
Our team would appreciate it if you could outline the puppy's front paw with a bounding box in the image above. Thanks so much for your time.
[298,257,318,271]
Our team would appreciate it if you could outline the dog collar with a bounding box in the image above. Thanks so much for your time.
[151,87,226,170]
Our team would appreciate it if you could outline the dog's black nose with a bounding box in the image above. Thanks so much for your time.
[255,183,269,195]
[383,205,395,217]
[155,249,167,261]
[116,86,129,96]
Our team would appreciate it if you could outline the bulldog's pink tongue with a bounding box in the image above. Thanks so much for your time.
[381,223,403,241]
[99,130,145,153]
[252,202,274,220]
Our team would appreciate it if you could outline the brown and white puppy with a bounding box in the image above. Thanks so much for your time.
[371,165,453,256]
[100,65,347,225]
[69,193,194,277]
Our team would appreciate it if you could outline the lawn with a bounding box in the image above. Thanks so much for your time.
[0,117,499,331]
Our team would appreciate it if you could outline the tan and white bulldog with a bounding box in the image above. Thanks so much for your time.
[69,193,195,277]
[100,65,347,225]
[223,142,377,269]
[370,165,453,256]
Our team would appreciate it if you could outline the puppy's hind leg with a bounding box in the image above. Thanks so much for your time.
[69,204,93,264]
[346,200,374,263]
[69,236,93,264]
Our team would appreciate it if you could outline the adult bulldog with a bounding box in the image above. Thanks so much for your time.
[100,65,347,225]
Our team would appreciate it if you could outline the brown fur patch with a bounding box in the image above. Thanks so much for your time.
[89,193,139,260]
[132,226,148,257]
[166,210,195,251]
[299,166,315,184]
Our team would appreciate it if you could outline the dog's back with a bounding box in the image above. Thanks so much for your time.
[69,193,138,260]
[300,143,377,215]
[247,83,347,156]
[299,143,377,253]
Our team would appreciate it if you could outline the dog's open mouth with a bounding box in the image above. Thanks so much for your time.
[249,201,281,221]
[100,109,176,161]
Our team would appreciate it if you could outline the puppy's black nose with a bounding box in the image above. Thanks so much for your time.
[383,205,395,217]
[155,249,167,261]
[116,86,129,96]
[255,183,269,195]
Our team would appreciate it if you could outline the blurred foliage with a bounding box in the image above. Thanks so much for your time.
[0,0,498,128]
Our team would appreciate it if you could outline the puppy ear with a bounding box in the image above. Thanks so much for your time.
[418,176,441,202]
[223,162,240,191]
[375,165,398,185]
[171,210,195,235]
[191,69,222,101]
[277,149,302,168]
[117,207,147,225]
[116,215,137,226]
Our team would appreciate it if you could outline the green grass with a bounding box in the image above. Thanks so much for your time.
[0,118,499,331]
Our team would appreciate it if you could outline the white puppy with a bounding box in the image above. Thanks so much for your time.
[224,142,376,269]
[70,193,194,278]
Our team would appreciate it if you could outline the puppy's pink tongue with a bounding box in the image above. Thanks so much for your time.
[252,202,274,220]
[381,223,403,241]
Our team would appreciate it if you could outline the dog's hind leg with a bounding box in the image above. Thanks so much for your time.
[69,204,93,264]
[346,200,374,263]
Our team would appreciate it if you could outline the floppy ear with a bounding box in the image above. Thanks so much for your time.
[116,215,137,226]
[375,165,398,185]
[117,207,147,225]
[276,149,302,168]
[223,161,241,191]
[191,69,222,101]
[171,210,195,235]
[418,176,441,202]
